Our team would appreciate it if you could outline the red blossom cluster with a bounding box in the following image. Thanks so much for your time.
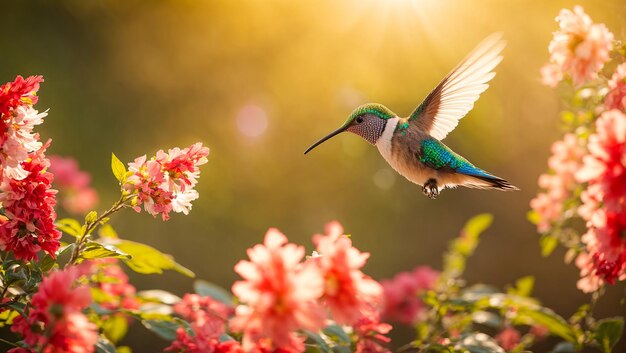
[166,294,240,353]
[380,266,439,325]
[9,269,98,353]
[78,259,139,311]
[49,155,98,215]
[124,142,209,220]
[575,110,626,290]
[226,223,389,353]
[0,75,60,261]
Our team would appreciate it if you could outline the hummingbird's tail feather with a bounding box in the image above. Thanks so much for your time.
[462,174,519,191]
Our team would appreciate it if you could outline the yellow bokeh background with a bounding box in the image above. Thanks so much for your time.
[1,0,625,350]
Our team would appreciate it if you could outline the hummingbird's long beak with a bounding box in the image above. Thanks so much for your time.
[303,126,346,154]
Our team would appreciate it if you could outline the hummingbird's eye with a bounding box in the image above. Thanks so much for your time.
[356,116,364,124]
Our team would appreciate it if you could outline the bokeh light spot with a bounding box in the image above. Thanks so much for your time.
[373,168,396,190]
[236,104,268,138]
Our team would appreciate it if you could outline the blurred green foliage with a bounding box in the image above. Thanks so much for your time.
[1,0,625,350]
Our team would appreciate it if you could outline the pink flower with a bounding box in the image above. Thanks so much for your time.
[540,64,563,88]
[605,63,626,111]
[124,143,209,220]
[78,259,139,311]
[548,6,614,86]
[353,310,392,353]
[11,269,97,353]
[381,266,439,325]
[530,134,585,233]
[230,229,325,353]
[575,110,626,288]
[312,221,383,325]
[0,144,61,261]
[49,155,99,214]
[0,75,45,180]
[495,327,521,351]
[166,294,235,353]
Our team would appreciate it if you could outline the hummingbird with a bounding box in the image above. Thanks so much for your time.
[304,34,518,199]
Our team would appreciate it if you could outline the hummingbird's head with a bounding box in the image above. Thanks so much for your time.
[304,103,395,154]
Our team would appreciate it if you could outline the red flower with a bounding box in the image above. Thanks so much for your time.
[0,75,43,119]
[230,229,325,353]
[11,269,97,353]
[0,144,61,260]
[49,155,98,214]
[575,110,626,289]
[353,310,392,353]
[312,221,383,325]
[381,266,439,325]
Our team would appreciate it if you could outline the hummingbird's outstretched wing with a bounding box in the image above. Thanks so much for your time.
[408,34,505,140]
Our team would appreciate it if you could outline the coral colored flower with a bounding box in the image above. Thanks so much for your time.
[166,294,235,353]
[0,144,61,261]
[495,327,521,351]
[575,110,626,288]
[530,134,585,233]
[11,269,97,353]
[353,310,392,353]
[230,229,325,353]
[124,143,209,220]
[381,266,439,325]
[548,6,613,86]
[0,75,43,118]
[78,259,139,311]
[49,155,99,214]
[605,63,626,111]
[312,221,383,325]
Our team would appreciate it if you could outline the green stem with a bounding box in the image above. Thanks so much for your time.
[0,337,19,348]
[65,194,131,267]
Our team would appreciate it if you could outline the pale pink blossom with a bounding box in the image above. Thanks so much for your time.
[230,229,325,353]
[530,134,585,233]
[312,221,383,325]
[605,63,626,111]
[540,63,563,88]
[548,6,614,86]
[49,155,99,214]
[1,106,47,180]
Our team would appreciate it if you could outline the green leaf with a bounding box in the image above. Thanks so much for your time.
[304,331,332,353]
[594,317,624,353]
[56,218,84,238]
[509,276,534,297]
[540,235,558,257]
[80,241,131,261]
[39,253,57,272]
[194,280,233,305]
[111,153,127,183]
[95,336,117,353]
[517,307,577,344]
[138,289,181,305]
[550,342,576,353]
[98,224,119,239]
[85,211,98,225]
[102,314,129,344]
[443,214,493,279]
[457,333,505,353]
[526,210,540,225]
[141,319,190,341]
[115,240,194,277]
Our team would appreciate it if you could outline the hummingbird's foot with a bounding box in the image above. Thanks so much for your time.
[422,179,439,199]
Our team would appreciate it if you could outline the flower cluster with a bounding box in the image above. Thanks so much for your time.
[541,6,613,87]
[0,75,60,261]
[9,269,98,353]
[380,265,439,325]
[124,143,210,220]
[575,110,626,290]
[49,155,98,215]
[78,259,139,311]
[533,5,626,293]
[229,224,387,353]
[166,294,240,353]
